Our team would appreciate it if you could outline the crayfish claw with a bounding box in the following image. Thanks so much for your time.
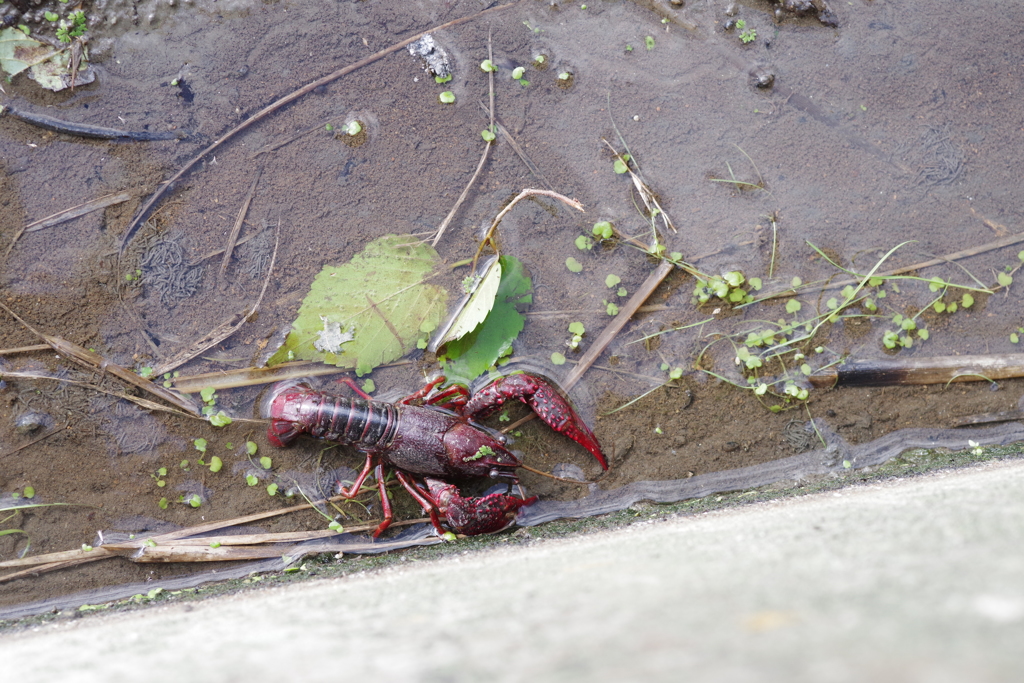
[427,479,535,536]
[465,373,608,470]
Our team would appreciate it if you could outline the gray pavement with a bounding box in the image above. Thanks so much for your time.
[3,459,1024,682]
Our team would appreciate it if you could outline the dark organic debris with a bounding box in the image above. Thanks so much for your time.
[915,125,965,186]
[0,103,183,141]
[406,34,452,81]
[783,419,816,453]
[238,225,275,279]
[141,231,204,305]
[771,0,839,27]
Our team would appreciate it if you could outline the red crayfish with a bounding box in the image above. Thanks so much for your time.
[264,372,607,537]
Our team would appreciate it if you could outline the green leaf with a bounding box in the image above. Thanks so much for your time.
[961,293,974,308]
[605,274,621,288]
[246,474,259,486]
[613,158,629,174]
[481,128,496,142]
[441,255,532,383]
[748,277,762,291]
[209,411,232,427]
[260,456,273,470]
[23,486,35,499]
[592,221,614,239]
[267,235,446,374]
[565,257,583,273]
[200,386,216,402]
[267,483,279,496]
[438,91,455,104]
[645,35,655,50]
[997,272,1013,287]
[193,438,207,453]
[437,258,502,347]
[785,299,801,314]
[246,441,258,456]
[208,456,223,473]
[551,352,566,365]
[568,321,586,335]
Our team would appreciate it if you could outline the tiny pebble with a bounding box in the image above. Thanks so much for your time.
[14,412,48,434]
[633,115,640,122]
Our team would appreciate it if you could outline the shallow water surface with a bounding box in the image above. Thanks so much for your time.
[1,0,1023,612]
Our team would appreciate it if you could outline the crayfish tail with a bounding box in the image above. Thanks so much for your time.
[267,418,302,448]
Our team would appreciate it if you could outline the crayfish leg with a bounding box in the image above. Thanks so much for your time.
[336,456,375,499]
[395,471,447,537]
[371,463,394,538]
[398,376,470,410]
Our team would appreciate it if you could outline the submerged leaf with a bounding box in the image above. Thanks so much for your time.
[267,235,446,374]
[441,255,532,383]
[435,257,502,348]
[0,28,50,76]
[0,28,93,91]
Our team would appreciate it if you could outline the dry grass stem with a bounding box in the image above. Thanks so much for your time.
[6,191,131,257]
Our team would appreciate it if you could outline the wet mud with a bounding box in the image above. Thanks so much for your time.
[2,0,1024,613]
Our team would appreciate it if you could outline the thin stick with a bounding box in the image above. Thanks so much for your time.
[431,33,496,247]
[759,231,1024,302]
[563,259,675,391]
[0,427,62,461]
[0,301,201,415]
[250,115,344,158]
[0,370,204,420]
[118,1,524,254]
[0,489,430,577]
[488,110,555,191]
[218,166,262,284]
[0,343,50,355]
[518,463,592,485]
[474,188,585,270]
[190,227,263,265]
[5,191,131,257]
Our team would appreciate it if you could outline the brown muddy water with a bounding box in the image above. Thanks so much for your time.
[1,0,1023,616]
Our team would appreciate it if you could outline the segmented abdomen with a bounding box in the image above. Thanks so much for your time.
[290,391,399,450]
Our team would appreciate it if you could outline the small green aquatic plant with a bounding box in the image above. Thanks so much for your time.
[55,10,87,43]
